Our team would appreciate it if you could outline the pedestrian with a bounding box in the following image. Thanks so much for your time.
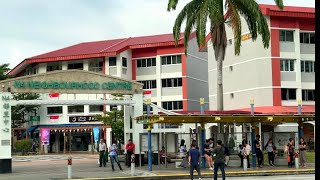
[299,137,307,168]
[204,139,213,170]
[284,138,295,168]
[222,144,230,167]
[109,141,123,171]
[238,144,244,167]
[188,142,201,180]
[160,146,166,164]
[243,139,251,168]
[212,140,225,180]
[264,138,276,166]
[125,139,135,168]
[254,135,263,168]
[98,139,107,167]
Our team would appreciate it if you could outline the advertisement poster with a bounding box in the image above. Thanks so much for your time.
[93,127,100,144]
[41,128,50,145]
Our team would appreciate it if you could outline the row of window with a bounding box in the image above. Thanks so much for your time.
[281,89,315,101]
[280,30,315,44]
[47,105,104,115]
[138,78,183,89]
[280,59,315,73]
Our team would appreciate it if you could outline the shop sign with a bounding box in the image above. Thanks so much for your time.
[69,116,99,123]
[30,116,40,121]
[13,80,132,90]
[0,92,12,159]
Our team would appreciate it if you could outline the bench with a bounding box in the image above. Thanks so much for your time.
[171,159,184,168]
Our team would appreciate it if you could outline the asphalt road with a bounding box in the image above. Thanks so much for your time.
[184,174,315,180]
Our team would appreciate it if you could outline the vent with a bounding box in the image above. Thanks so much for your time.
[229,66,233,71]
[230,93,234,99]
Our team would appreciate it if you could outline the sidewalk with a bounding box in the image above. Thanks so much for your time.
[68,163,315,180]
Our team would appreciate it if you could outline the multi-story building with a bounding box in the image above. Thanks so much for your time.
[205,4,315,148]
[9,33,209,153]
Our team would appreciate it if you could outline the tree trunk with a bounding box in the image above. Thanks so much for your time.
[216,46,224,111]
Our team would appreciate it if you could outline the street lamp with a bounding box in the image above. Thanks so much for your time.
[111,106,117,143]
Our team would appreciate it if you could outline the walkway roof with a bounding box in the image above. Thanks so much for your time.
[135,114,315,125]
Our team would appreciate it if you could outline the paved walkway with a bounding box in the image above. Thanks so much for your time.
[3,156,315,180]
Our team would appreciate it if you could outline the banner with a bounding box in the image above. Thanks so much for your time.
[93,127,100,144]
[41,128,50,145]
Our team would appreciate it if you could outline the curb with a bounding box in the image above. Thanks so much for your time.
[68,169,315,180]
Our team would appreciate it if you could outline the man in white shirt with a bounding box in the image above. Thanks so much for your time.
[99,139,107,167]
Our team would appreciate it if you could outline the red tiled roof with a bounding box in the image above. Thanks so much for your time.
[233,106,315,115]
[9,33,192,75]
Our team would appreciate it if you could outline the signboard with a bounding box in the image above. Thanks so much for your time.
[41,128,50,145]
[13,80,132,90]
[0,92,12,159]
[69,116,99,123]
[30,116,40,121]
[137,119,148,124]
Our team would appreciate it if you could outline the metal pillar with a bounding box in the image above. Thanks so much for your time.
[146,100,152,171]
[200,98,206,169]
[250,99,256,169]
[298,100,303,138]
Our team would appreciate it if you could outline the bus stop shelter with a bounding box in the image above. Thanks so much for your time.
[135,114,315,170]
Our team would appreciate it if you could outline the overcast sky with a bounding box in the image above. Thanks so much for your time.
[0,0,315,69]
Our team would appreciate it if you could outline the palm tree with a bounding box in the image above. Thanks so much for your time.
[0,63,11,81]
[167,0,283,111]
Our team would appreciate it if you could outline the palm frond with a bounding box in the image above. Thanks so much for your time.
[274,0,284,9]
[184,10,198,54]
[225,0,242,55]
[167,0,179,11]
[195,1,209,48]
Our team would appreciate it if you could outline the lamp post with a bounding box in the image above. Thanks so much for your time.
[112,106,117,143]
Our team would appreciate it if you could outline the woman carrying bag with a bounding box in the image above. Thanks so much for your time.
[264,138,276,166]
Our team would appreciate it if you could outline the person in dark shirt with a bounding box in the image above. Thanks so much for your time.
[222,144,230,166]
[188,143,201,180]
[204,139,213,170]
[212,140,225,180]
[254,134,263,168]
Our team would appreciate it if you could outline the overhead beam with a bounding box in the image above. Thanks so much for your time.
[12,100,135,106]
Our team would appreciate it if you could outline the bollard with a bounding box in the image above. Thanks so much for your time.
[243,154,247,171]
[295,157,299,169]
[67,156,72,179]
[131,154,136,176]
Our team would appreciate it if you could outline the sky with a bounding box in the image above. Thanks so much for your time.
[0,0,315,69]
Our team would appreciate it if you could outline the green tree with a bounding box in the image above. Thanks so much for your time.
[11,93,40,128]
[96,110,125,145]
[0,63,11,80]
[167,0,283,110]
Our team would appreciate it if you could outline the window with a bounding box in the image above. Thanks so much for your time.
[280,59,295,71]
[137,58,156,68]
[161,55,182,65]
[302,90,315,101]
[25,66,38,76]
[143,102,156,112]
[301,61,315,73]
[280,30,294,42]
[68,105,84,114]
[89,60,103,73]
[47,106,63,114]
[162,78,182,88]
[281,89,296,100]
[47,62,62,72]
[162,101,183,110]
[89,105,104,113]
[122,57,127,67]
[68,63,83,70]
[300,33,315,44]
[138,80,156,89]
[109,57,117,66]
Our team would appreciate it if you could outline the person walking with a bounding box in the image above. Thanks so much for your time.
[238,144,244,167]
[254,135,263,168]
[299,137,307,168]
[285,138,295,168]
[264,138,276,166]
[188,143,201,180]
[109,141,123,171]
[125,139,135,168]
[212,140,225,180]
[204,139,213,170]
[98,139,107,167]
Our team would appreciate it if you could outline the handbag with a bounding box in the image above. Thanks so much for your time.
[287,155,290,162]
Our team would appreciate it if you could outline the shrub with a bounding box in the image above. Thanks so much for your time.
[15,139,32,155]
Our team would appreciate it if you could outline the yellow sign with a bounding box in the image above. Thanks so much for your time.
[200,98,204,105]
[241,33,252,41]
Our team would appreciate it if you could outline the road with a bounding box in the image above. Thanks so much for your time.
[184,174,315,180]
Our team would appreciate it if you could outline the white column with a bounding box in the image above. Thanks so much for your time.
[62,61,68,70]
[83,59,89,71]
[156,55,162,106]
[116,55,122,77]
[132,93,143,154]
[106,128,112,147]
[38,63,47,74]
[294,29,302,101]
